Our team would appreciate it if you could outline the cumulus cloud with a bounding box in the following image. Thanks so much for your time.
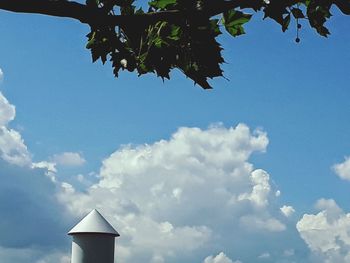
[297,199,350,262]
[0,159,70,252]
[240,215,286,232]
[0,68,3,82]
[52,152,86,167]
[238,169,271,207]
[0,246,70,263]
[203,252,241,263]
[32,161,57,173]
[0,92,31,166]
[57,124,296,263]
[0,127,31,166]
[0,246,37,263]
[280,205,295,217]
[0,94,299,263]
[0,92,73,263]
[258,252,271,259]
[0,92,15,126]
[0,92,76,169]
[333,157,350,181]
[35,251,70,263]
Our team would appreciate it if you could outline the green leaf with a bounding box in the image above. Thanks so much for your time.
[149,0,176,10]
[154,37,164,48]
[209,19,222,37]
[167,25,181,41]
[223,10,252,37]
[86,31,96,49]
[135,7,144,14]
[86,39,95,49]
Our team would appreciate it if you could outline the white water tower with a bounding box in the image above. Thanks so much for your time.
[68,209,120,263]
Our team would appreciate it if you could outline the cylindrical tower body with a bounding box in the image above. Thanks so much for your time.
[71,234,115,263]
[68,209,119,263]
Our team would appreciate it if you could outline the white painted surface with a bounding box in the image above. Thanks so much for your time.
[69,209,119,263]
[68,209,119,236]
[71,234,115,263]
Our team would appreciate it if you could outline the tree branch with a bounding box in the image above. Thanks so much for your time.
[334,0,350,15]
[0,0,97,23]
[4,0,347,29]
[0,0,249,27]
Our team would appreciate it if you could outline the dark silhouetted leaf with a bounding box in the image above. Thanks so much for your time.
[223,10,252,37]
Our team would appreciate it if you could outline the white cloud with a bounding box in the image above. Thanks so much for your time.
[0,68,3,82]
[297,199,350,262]
[258,252,270,259]
[280,205,295,217]
[240,215,286,232]
[0,246,38,263]
[203,252,241,263]
[35,251,70,263]
[333,157,350,181]
[238,169,271,207]
[0,127,31,166]
[151,254,165,263]
[32,161,57,173]
[57,124,296,263]
[0,92,74,263]
[0,92,15,126]
[52,152,86,167]
[0,92,31,166]
[0,93,299,263]
[0,246,70,263]
[314,199,343,220]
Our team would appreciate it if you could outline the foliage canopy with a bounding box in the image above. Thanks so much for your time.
[1,0,349,89]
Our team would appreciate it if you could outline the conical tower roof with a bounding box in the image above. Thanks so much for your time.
[68,209,119,236]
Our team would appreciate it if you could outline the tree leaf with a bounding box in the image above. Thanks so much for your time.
[149,0,176,10]
[209,19,222,37]
[223,10,252,37]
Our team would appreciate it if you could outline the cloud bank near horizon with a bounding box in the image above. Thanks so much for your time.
[1,88,350,263]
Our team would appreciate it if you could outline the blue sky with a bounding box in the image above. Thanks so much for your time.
[0,4,350,263]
